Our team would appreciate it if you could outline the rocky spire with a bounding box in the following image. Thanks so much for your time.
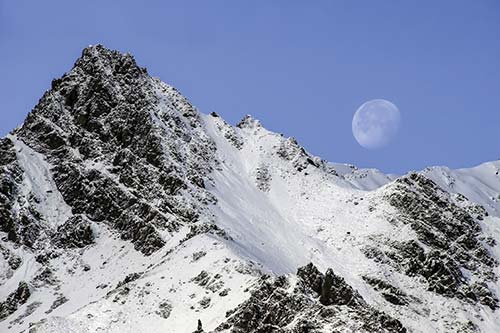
[73,44,146,79]
[9,45,217,254]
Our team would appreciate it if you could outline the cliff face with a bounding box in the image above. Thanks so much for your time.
[0,45,499,333]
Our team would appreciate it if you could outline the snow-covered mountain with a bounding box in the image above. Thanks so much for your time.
[1,45,499,333]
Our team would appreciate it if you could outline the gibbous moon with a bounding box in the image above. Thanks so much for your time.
[352,99,401,149]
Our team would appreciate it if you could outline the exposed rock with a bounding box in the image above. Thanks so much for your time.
[236,115,261,130]
[213,115,244,149]
[276,137,311,173]
[156,301,172,319]
[193,319,204,333]
[116,272,142,288]
[181,223,231,243]
[9,301,41,326]
[0,138,26,245]
[191,271,224,293]
[296,262,323,294]
[192,271,210,286]
[7,255,22,271]
[0,281,30,321]
[32,267,58,287]
[378,173,499,309]
[45,295,68,314]
[198,296,211,309]
[219,288,230,297]
[216,263,406,333]
[192,251,206,262]
[362,276,413,306]
[0,245,22,271]
[53,215,94,248]
[255,164,272,192]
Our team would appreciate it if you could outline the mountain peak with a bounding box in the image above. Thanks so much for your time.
[12,45,216,255]
[236,114,262,129]
[23,45,154,153]
[66,44,147,84]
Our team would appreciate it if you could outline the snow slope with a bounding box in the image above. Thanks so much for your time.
[421,163,500,216]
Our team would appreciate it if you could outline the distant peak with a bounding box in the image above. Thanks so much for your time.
[236,114,262,129]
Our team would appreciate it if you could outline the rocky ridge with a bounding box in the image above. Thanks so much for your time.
[216,263,406,333]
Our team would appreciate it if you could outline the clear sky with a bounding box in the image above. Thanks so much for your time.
[1,1,499,174]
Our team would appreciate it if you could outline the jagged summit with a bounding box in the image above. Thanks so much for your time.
[236,114,262,129]
[75,44,146,75]
[49,44,147,106]
[8,44,216,255]
[1,46,500,333]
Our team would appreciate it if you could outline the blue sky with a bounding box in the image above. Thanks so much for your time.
[1,1,499,173]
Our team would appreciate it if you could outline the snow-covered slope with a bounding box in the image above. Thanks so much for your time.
[420,163,500,216]
[1,45,499,333]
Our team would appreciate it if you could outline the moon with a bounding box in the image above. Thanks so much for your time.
[352,99,401,149]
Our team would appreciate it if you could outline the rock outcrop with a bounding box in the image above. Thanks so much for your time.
[364,173,499,309]
[0,282,30,321]
[216,263,406,333]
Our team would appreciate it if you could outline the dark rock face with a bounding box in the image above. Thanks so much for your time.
[0,138,18,166]
[191,270,224,293]
[45,294,68,314]
[298,263,365,308]
[216,263,406,333]
[276,137,317,173]
[212,113,243,149]
[0,139,44,249]
[53,215,94,248]
[13,45,217,255]
[156,301,172,319]
[273,135,334,177]
[374,173,499,309]
[32,267,58,288]
[116,272,142,288]
[0,244,23,271]
[296,262,323,294]
[255,164,271,192]
[181,222,231,244]
[362,276,413,306]
[193,319,204,333]
[318,268,362,307]
[0,281,30,321]
[0,138,24,244]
